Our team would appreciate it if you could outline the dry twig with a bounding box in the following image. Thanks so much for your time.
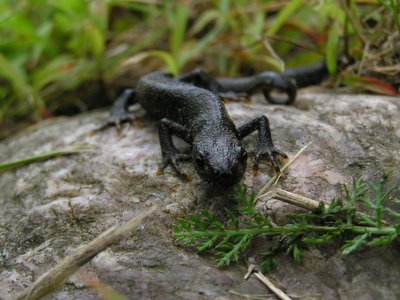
[253,271,292,300]
[14,205,158,300]
[258,188,325,211]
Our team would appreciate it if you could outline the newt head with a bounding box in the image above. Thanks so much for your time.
[192,134,248,186]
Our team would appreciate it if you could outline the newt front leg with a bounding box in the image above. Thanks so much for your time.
[158,118,192,178]
[237,116,288,175]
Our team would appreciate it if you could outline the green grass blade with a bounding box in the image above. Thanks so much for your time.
[0,145,93,171]
[0,53,32,100]
[326,22,339,75]
[267,0,304,35]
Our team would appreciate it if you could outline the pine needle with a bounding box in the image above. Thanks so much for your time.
[256,141,313,200]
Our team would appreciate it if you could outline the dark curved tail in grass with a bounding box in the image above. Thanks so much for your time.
[282,54,354,88]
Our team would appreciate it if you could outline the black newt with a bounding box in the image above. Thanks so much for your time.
[97,61,335,185]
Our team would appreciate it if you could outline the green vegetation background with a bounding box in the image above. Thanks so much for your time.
[0,0,398,138]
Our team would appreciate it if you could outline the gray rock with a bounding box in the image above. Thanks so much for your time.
[0,90,399,299]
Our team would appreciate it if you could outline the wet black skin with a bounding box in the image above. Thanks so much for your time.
[138,72,288,186]
[178,59,338,105]
[97,60,337,185]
